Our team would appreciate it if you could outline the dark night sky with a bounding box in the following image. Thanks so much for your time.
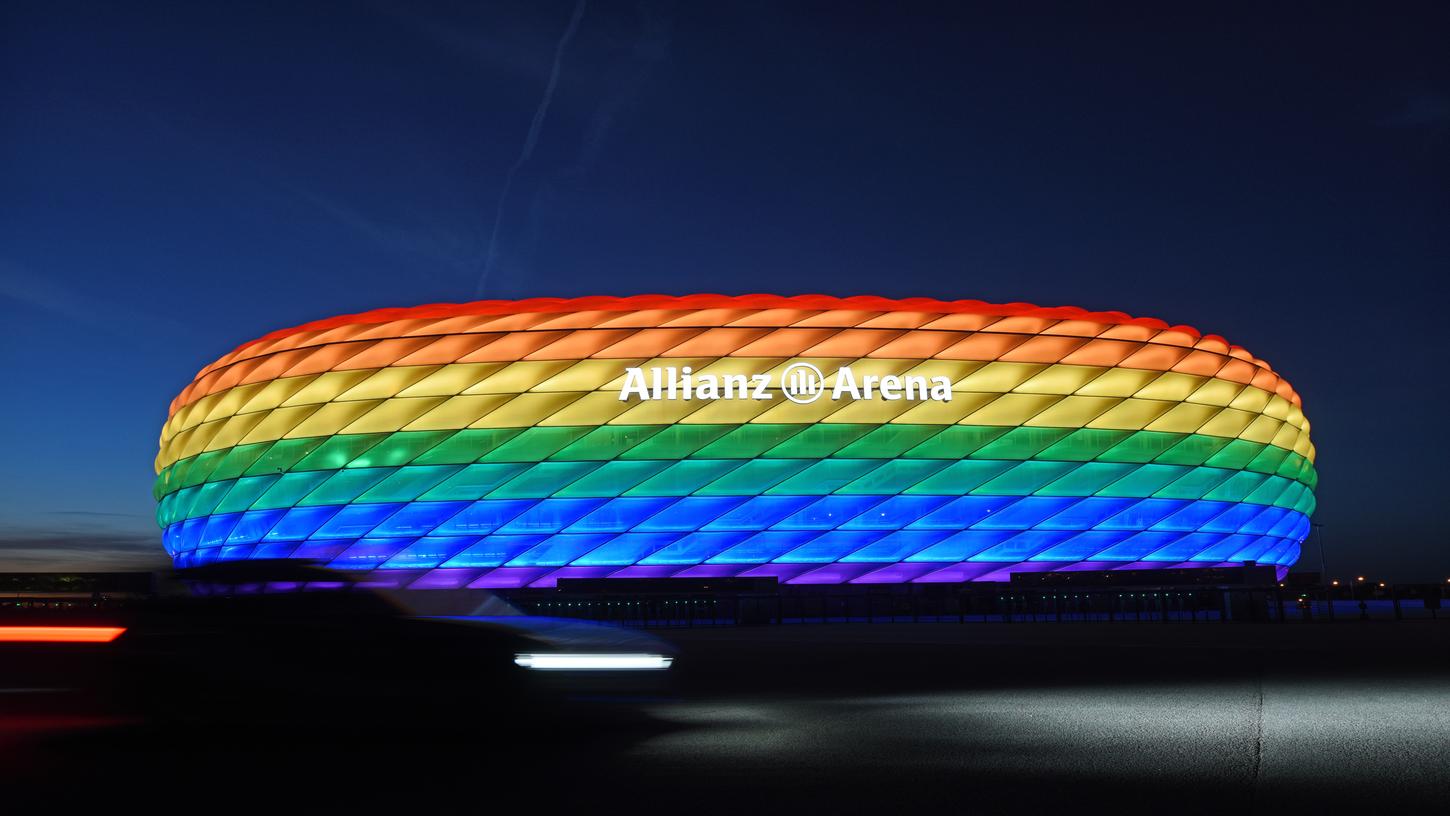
[1,1,1446,578]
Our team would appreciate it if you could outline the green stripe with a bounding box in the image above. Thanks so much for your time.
[156,424,1317,501]
[155,457,1317,527]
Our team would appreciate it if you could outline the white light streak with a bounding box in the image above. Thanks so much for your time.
[514,653,673,671]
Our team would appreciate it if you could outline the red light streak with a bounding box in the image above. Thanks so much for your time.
[0,626,126,643]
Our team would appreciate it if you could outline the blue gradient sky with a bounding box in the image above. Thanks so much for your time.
[2,1,1447,577]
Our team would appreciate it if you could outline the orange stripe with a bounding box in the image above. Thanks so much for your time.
[998,335,1089,363]
[167,297,1303,415]
[167,328,1297,419]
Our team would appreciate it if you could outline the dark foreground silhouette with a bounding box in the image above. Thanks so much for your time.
[3,580,1447,813]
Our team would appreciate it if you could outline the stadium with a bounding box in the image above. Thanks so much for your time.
[154,294,1315,588]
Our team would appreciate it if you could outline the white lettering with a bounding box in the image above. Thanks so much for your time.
[750,373,771,400]
[930,376,952,401]
[878,375,902,401]
[620,364,953,403]
[620,367,650,401]
[903,376,925,401]
[696,374,719,400]
[723,373,747,399]
[832,367,860,400]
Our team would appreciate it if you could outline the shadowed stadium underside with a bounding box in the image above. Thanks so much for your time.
[154,295,1315,588]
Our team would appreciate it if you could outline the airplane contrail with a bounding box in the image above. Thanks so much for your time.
[477,0,588,297]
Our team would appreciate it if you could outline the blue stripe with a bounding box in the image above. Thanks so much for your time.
[163,495,1314,569]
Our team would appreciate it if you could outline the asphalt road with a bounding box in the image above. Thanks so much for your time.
[635,624,1450,812]
[5,622,1447,812]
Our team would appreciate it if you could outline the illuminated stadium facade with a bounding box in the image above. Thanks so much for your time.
[155,295,1315,588]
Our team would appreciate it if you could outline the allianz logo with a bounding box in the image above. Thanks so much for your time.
[618,362,954,404]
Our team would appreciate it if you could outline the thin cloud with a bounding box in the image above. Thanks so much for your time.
[507,5,673,293]
[0,259,101,322]
[0,258,173,331]
[292,186,475,281]
[477,0,589,298]
[1379,94,1450,127]
[0,528,168,572]
[573,5,672,174]
[0,509,166,572]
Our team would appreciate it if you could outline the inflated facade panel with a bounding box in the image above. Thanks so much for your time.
[155,295,1315,587]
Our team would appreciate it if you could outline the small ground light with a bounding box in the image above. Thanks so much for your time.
[1378,582,1386,588]
[1332,580,1340,586]
[1357,576,1365,582]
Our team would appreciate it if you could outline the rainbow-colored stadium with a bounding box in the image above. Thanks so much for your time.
[155,295,1315,587]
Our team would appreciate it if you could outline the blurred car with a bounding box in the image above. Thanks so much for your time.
[1,561,676,730]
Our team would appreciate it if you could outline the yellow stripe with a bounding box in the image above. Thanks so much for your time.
[156,389,1313,471]
[162,358,1304,441]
